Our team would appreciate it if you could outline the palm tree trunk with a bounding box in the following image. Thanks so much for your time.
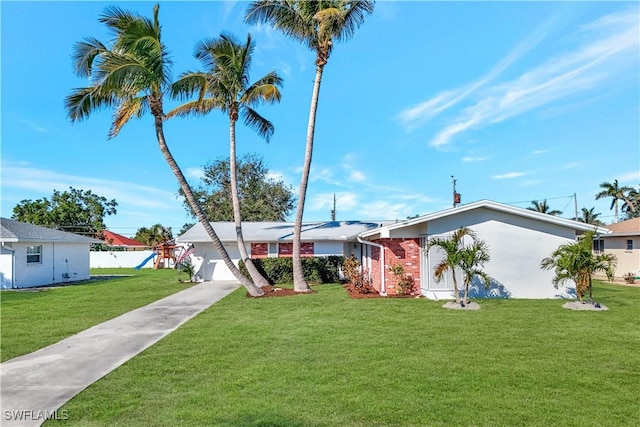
[463,279,469,305]
[452,271,460,303]
[229,117,270,288]
[153,111,264,296]
[292,64,325,293]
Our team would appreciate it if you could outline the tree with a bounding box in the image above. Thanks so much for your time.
[541,230,616,303]
[134,224,173,246]
[425,227,475,304]
[527,199,562,216]
[183,154,295,222]
[12,187,117,239]
[574,207,604,226]
[65,4,264,296]
[169,33,283,289]
[621,186,639,220]
[245,0,374,292]
[458,239,492,305]
[595,179,635,222]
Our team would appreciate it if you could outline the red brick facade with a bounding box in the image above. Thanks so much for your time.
[370,238,421,295]
[251,242,316,259]
[250,243,268,259]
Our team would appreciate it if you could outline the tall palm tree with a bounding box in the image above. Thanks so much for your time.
[65,4,264,296]
[541,230,616,302]
[169,33,282,288]
[595,179,634,222]
[245,0,375,293]
[425,227,475,304]
[574,207,604,226]
[621,186,639,219]
[458,240,492,305]
[527,199,562,216]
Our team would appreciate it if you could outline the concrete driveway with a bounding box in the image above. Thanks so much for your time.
[0,280,240,427]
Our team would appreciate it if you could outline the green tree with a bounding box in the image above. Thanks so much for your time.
[134,224,173,247]
[183,154,295,222]
[574,207,604,226]
[169,33,283,289]
[541,230,616,303]
[425,227,475,304]
[458,239,492,305]
[595,179,635,223]
[65,4,264,296]
[527,199,562,216]
[12,187,117,238]
[245,0,374,293]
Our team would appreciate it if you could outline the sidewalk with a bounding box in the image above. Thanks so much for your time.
[1,281,240,427]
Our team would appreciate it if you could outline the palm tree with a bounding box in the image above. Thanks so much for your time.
[621,186,639,219]
[245,0,374,293]
[169,33,282,289]
[458,240,492,305]
[595,179,634,222]
[425,227,475,304]
[574,207,604,226]
[527,199,562,216]
[541,230,616,302]
[65,4,264,296]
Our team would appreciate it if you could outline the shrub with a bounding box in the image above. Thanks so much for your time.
[239,256,344,285]
[342,254,376,294]
[389,264,415,296]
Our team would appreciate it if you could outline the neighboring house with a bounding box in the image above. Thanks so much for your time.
[0,218,101,289]
[358,200,610,299]
[101,230,147,251]
[177,221,389,281]
[594,217,640,279]
[90,230,154,269]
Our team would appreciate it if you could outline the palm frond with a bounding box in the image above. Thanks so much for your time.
[241,107,274,142]
[165,98,220,118]
[109,96,146,138]
[65,86,117,122]
[72,38,109,78]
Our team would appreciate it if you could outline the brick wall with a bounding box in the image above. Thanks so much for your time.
[250,243,268,259]
[372,238,421,295]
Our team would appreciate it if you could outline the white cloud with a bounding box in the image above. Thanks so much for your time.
[532,149,550,155]
[492,171,529,180]
[618,171,640,183]
[462,156,488,163]
[349,170,366,182]
[185,167,205,180]
[20,118,46,133]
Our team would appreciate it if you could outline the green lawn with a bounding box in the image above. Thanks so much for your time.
[1,268,194,362]
[45,281,639,426]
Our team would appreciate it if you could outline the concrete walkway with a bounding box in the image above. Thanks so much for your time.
[1,281,240,427]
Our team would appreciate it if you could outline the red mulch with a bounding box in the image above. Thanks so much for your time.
[246,285,317,298]
[343,283,422,299]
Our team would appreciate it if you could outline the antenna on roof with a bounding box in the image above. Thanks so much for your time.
[330,194,336,221]
[452,176,461,207]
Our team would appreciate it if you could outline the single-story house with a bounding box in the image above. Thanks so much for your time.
[176,221,390,281]
[358,200,610,299]
[1,218,101,289]
[594,217,640,279]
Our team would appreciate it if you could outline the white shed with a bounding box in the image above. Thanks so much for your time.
[1,218,101,289]
[358,200,610,299]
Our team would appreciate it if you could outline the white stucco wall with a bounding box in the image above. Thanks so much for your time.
[1,246,13,289]
[10,242,92,288]
[90,250,156,268]
[413,208,576,299]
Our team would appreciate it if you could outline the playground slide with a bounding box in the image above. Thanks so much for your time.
[134,253,156,270]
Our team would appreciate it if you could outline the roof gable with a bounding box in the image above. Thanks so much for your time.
[359,200,610,238]
[0,218,102,244]
[603,217,640,235]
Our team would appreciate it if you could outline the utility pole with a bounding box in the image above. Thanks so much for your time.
[574,192,578,220]
[452,176,461,208]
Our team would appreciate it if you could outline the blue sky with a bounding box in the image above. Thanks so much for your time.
[2,1,639,237]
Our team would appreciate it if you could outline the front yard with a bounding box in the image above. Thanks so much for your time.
[32,279,640,426]
[1,268,194,361]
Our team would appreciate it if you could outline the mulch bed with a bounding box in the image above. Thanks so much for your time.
[343,283,421,299]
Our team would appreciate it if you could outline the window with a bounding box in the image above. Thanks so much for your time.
[27,245,42,264]
[593,239,604,253]
[627,240,633,251]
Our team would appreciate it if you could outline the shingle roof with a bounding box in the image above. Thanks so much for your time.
[177,220,391,243]
[103,230,147,247]
[0,218,102,243]
[603,217,640,235]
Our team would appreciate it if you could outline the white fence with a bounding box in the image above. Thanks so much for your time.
[90,250,155,269]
